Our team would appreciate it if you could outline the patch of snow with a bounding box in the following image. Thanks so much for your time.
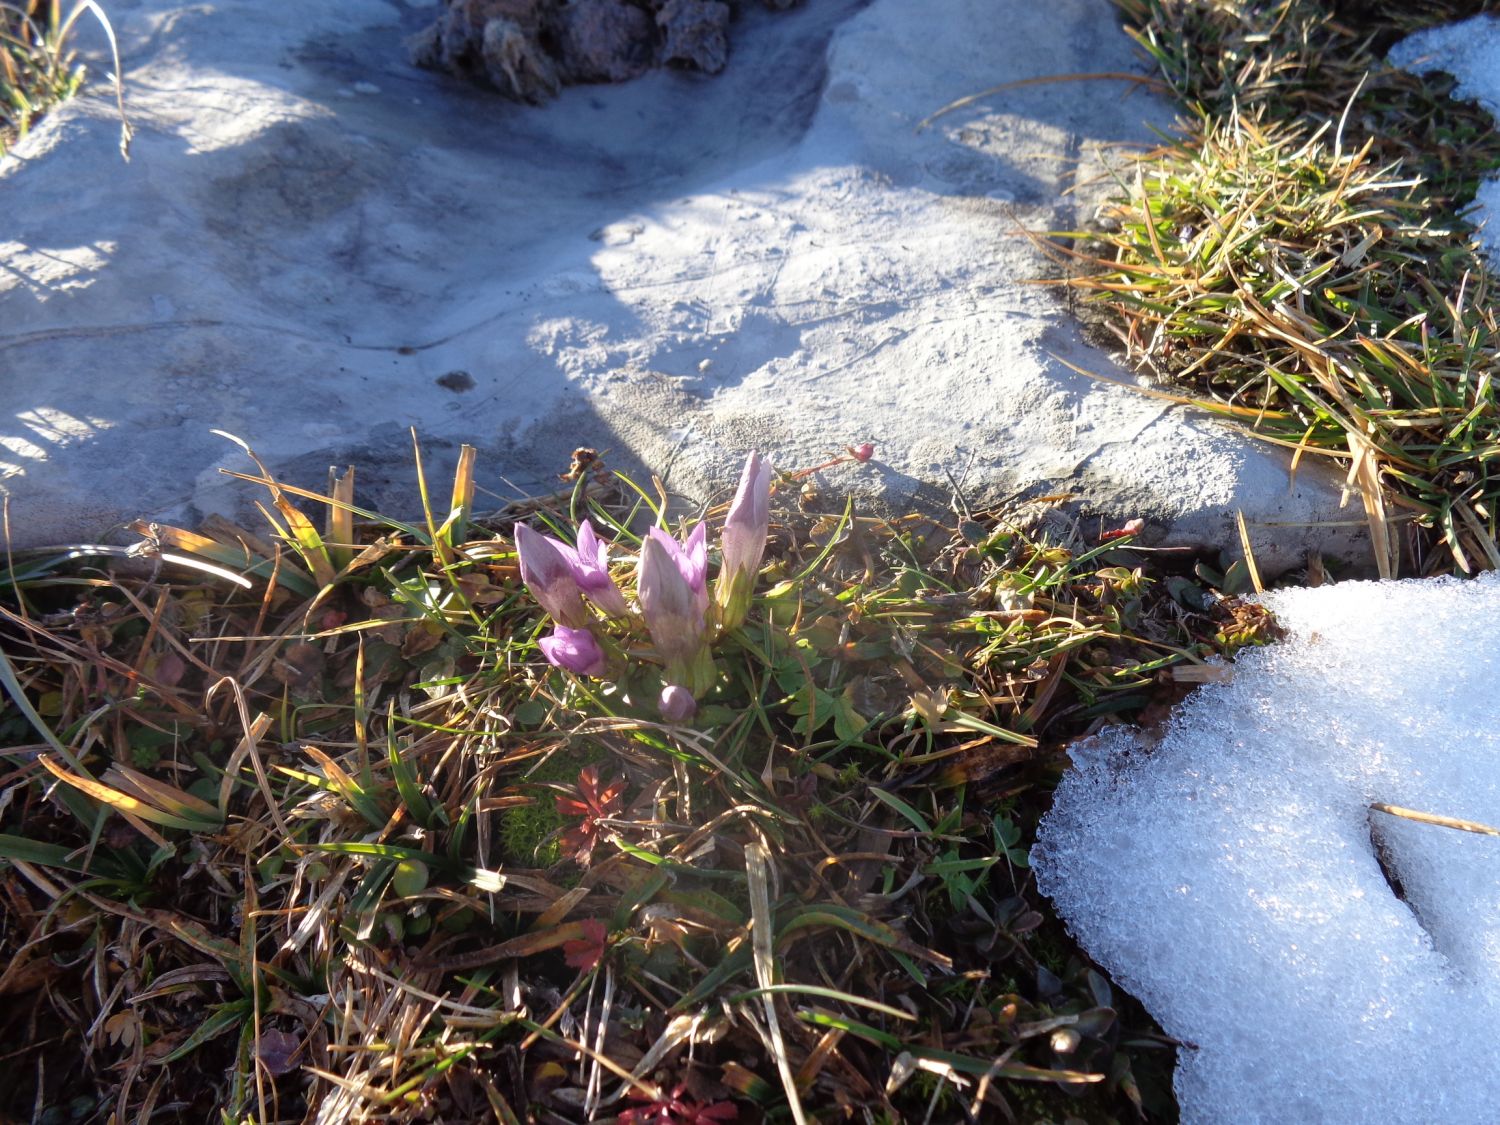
[1033,572,1500,1124]
[1390,15,1500,261]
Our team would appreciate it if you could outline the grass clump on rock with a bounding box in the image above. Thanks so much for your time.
[0,0,128,154]
[1055,0,1500,577]
[0,440,1276,1122]
[1,0,86,145]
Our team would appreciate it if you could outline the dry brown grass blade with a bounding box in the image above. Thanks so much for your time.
[213,430,337,587]
[35,755,211,835]
[1234,509,1264,594]
[327,465,355,572]
[109,580,221,685]
[1371,803,1500,837]
[1453,499,1500,572]
[1018,651,1069,731]
[207,678,295,844]
[1345,430,1396,579]
[416,921,602,974]
[218,710,273,820]
[1047,351,1289,420]
[746,840,808,1125]
[443,443,477,541]
[103,762,218,821]
[196,513,282,563]
[1170,664,1233,684]
[532,884,591,929]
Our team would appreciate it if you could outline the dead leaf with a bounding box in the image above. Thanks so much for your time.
[256,1028,302,1076]
[401,621,444,660]
[0,954,59,996]
[103,1011,141,1049]
[273,642,325,696]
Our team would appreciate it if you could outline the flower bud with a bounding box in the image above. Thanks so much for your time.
[537,626,607,677]
[647,523,708,618]
[638,533,715,694]
[714,451,771,630]
[659,684,697,723]
[638,535,706,663]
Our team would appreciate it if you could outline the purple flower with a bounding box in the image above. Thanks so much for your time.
[637,534,706,663]
[646,522,708,617]
[714,451,771,630]
[538,626,607,677]
[659,684,697,723]
[514,524,591,628]
[637,531,715,696]
[553,520,630,618]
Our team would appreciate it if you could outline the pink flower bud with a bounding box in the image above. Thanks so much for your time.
[714,451,772,630]
[848,442,875,463]
[646,522,709,618]
[659,684,697,723]
[638,534,707,668]
[537,626,607,677]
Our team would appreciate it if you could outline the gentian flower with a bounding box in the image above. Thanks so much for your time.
[537,625,607,677]
[646,522,708,617]
[637,530,714,696]
[713,451,771,630]
[659,684,697,723]
[514,524,590,628]
[553,520,630,618]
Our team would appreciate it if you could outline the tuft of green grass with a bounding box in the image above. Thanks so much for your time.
[1051,0,1500,577]
[1,0,131,157]
[1116,0,1500,207]
[0,439,1272,1122]
[1,0,81,143]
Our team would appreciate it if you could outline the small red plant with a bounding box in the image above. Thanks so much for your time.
[1099,517,1145,543]
[617,1084,738,1124]
[555,765,625,865]
[562,918,608,971]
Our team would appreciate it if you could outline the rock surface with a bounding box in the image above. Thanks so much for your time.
[1,0,1369,571]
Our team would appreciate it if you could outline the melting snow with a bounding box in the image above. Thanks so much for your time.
[1033,573,1500,1123]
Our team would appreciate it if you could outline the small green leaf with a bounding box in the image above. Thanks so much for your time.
[514,700,548,728]
[869,788,932,834]
[391,859,429,898]
[157,999,252,1064]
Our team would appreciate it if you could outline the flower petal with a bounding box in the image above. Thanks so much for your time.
[515,524,591,628]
